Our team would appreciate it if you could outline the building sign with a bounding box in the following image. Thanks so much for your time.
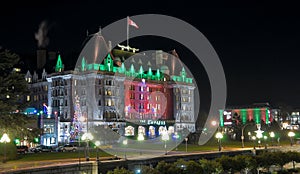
[222,110,233,126]
[139,119,166,126]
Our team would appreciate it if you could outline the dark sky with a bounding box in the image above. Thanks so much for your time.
[1,1,300,109]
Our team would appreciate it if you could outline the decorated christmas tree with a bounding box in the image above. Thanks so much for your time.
[70,95,83,141]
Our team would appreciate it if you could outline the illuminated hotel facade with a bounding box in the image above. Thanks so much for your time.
[43,34,196,144]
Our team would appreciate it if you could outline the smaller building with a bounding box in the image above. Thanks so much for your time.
[219,103,276,127]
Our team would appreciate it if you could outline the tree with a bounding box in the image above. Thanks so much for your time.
[216,155,235,173]
[107,167,133,174]
[199,158,222,174]
[0,50,30,139]
[141,165,160,174]
[156,160,182,174]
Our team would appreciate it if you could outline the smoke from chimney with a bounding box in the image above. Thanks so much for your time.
[35,20,49,48]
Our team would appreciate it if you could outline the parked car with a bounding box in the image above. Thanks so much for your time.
[16,145,29,154]
[32,145,53,153]
[56,144,77,152]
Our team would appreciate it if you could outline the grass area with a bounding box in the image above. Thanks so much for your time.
[14,149,113,162]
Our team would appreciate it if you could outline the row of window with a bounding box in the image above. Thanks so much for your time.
[31,85,48,93]
[128,85,164,92]
[127,103,161,110]
[175,104,192,111]
[52,79,68,87]
[26,95,47,102]
[52,89,68,97]
[176,96,191,102]
[129,93,161,101]
[174,88,192,95]
[52,99,68,107]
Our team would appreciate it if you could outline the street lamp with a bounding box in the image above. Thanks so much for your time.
[137,133,144,156]
[0,133,11,163]
[255,129,264,148]
[288,131,295,146]
[81,132,93,161]
[263,136,268,149]
[184,138,188,153]
[161,130,169,155]
[215,132,223,151]
[269,132,275,146]
[252,136,256,150]
[122,139,128,160]
[95,141,100,162]
[173,132,179,151]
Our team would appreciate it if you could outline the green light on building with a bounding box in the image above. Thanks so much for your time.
[241,109,247,124]
[219,110,224,127]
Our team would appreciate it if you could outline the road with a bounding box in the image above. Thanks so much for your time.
[0,145,299,173]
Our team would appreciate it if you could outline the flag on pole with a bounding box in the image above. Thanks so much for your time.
[128,17,139,29]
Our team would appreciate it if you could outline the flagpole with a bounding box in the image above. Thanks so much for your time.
[127,16,129,47]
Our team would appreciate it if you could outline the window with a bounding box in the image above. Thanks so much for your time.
[98,100,101,106]
[99,89,102,95]
[130,85,135,90]
[65,100,68,106]
[26,95,30,101]
[140,94,144,100]
[130,93,135,99]
[99,79,102,85]
[74,80,77,86]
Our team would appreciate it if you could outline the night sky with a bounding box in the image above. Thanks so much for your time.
[1,1,300,110]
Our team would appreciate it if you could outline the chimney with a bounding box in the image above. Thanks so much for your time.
[37,49,47,69]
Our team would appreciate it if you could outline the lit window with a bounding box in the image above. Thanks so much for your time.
[26,95,30,101]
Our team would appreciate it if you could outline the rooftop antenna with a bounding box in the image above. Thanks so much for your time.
[98,26,102,35]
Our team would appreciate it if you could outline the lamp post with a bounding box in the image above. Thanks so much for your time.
[184,138,188,153]
[255,129,264,148]
[95,141,100,162]
[215,132,223,151]
[137,133,144,156]
[269,132,275,146]
[241,123,253,148]
[161,130,169,155]
[1,133,11,163]
[81,132,93,161]
[263,136,268,149]
[252,136,256,149]
[122,139,128,160]
[288,131,295,146]
[173,132,179,151]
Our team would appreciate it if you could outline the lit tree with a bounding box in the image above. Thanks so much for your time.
[69,95,83,141]
[0,49,31,138]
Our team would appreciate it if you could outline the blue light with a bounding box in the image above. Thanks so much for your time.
[135,169,141,174]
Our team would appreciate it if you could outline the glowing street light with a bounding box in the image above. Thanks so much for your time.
[81,132,93,161]
[269,132,275,146]
[252,136,256,149]
[95,141,100,162]
[137,133,144,156]
[255,129,264,148]
[185,137,188,153]
[215,132,223,151]
[122,139,128,160]
[288,131,295,146]
[263,135,268,149]
[161,130,170,155]
[0,133,11,163]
